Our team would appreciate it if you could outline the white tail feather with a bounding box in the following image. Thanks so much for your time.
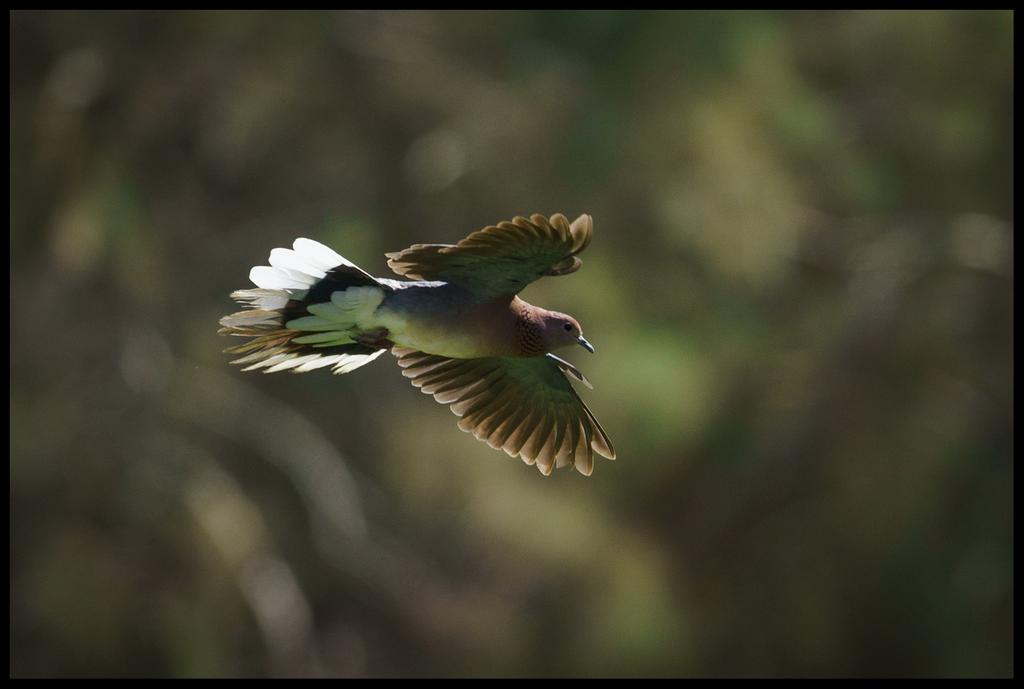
[269,247,328,280]
[332,349,388,374]
[247,237,377,292]
[230,289,293,311]
[249,266,310,291]
[223,237,387,377]
[293,237,347,270]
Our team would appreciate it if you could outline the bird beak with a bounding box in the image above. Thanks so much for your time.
[577,336,595,353]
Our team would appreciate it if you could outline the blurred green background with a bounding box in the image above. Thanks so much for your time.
[10,10,1013,678]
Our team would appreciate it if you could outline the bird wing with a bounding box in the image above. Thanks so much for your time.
[385,213,593,299]
[393,347,615,476]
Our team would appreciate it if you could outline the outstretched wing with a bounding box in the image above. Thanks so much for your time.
[385,213,593,299]
[393,347,615,476]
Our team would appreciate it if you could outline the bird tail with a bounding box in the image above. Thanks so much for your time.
[219,238,391,375]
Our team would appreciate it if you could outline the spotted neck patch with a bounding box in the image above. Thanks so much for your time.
[515,303,547,356]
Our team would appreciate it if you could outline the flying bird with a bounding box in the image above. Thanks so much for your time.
[219,213,615,476]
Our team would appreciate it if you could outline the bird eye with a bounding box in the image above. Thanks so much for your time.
[563,322,573,332]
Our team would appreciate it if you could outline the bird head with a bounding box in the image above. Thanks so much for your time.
[542,311,594,354]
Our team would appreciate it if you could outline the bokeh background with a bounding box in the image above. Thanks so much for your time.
[10,10,1013,678]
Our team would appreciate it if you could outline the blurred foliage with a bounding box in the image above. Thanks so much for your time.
[10,10,1013,678]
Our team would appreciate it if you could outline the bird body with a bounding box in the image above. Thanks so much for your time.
[219,213,614,475]
[371,282,523,359]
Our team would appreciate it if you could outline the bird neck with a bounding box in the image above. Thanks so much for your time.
[512,298,548,357]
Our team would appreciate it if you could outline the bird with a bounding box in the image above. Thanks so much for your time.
[218,212,615,476]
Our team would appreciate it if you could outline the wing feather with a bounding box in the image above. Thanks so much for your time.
[574,420,594,476]
[392,348,614,475]
[384,213,594,298]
